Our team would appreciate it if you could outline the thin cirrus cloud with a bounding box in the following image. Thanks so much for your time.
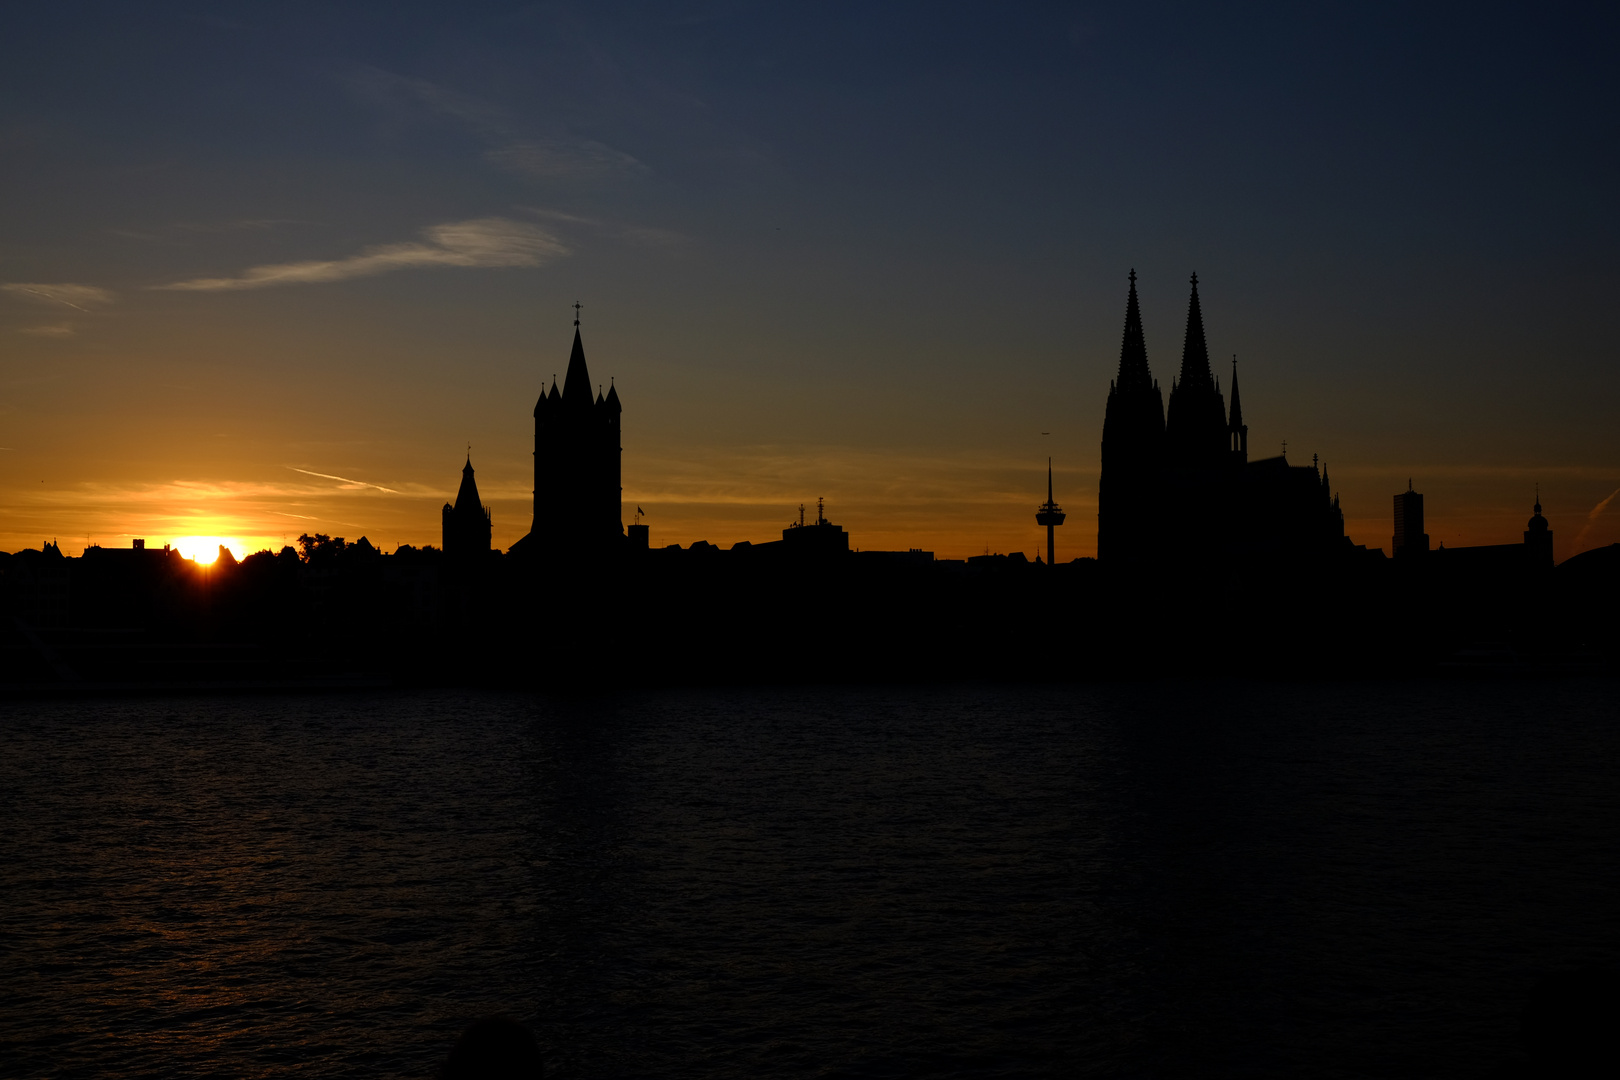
[19,324,75,337]
[286,467,401,494]
[1574,485,1620,549]
[524,207,683,246]
[347,66,648,181]
[154,217,567,292]
[486,139,648,180]
[1,283,116,311]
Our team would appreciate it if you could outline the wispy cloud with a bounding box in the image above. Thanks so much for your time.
[1574,485,1620,549]
[18,324,74,337]
[348,66,648,180]
[487,140,649,180]
[523,207,683,246]
[287,467,401,493]
[2,283,115,311]
[154,217,566,291]
[0,475,444,556]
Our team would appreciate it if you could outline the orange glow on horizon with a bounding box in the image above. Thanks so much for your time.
[171,537,246,564]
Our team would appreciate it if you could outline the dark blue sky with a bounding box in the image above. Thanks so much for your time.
[3,2,1617,557]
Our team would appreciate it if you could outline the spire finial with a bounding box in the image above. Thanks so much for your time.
[1128,268,1136,286]
[1534,483,1542,515]
[573,300,582,327]
[1190,271,1198,287]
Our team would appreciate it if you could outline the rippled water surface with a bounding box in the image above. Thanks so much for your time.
[2,681,1617,1078]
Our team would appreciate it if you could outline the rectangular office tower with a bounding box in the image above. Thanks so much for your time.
[1393,486,1429,558]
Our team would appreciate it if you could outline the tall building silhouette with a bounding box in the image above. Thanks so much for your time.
[1098,270,1165,564]
[1163,274,1230,474]
[1097,271,1347,567]
[1525,494,1553,570]
[512,313,624,560]
[442,455,492,561]
[1035,459,1065,566]
[1393,484,1428,559]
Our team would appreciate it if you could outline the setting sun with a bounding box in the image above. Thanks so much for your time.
[170,536,245,564]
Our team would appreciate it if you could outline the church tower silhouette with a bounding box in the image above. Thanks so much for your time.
[1098,269,1165,564]
[442,455,492,561]
[1164,274,1230,472]
[512,309,624,560]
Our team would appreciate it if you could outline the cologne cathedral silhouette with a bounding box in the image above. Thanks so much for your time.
[1099,271,1348,570]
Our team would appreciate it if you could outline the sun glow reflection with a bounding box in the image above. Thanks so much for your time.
[171,536,245,564]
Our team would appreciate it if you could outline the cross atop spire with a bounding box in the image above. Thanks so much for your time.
[573,300,582,327]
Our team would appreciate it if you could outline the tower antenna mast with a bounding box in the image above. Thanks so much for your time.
[1035,457,1066,567]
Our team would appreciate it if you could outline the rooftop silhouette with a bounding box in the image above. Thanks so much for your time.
[3,290,1615,689]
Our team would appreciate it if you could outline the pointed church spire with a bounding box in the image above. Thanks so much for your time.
[1227,355,1243,428]
[562,326,592,405]
[1178,273,1214,391]
[454,454,482,512]
[1116,269,1153,393]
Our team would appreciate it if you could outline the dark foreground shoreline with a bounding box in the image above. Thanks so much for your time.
[5,540,1617,695]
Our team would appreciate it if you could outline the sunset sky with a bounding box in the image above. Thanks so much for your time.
[3,2,1617,562]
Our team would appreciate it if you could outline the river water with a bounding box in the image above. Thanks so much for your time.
[2,680,1616,1078]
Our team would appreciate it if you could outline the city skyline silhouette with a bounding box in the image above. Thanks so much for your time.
[2,5,1617,562]
[4,13,1620,1080]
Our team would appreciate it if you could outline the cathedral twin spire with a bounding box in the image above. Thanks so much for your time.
[1176,274,1215,393]
[1116,269,1154,394]
[1115,270,1217,397]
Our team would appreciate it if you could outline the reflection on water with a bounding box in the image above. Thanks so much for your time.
[1,681,1617,1078]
